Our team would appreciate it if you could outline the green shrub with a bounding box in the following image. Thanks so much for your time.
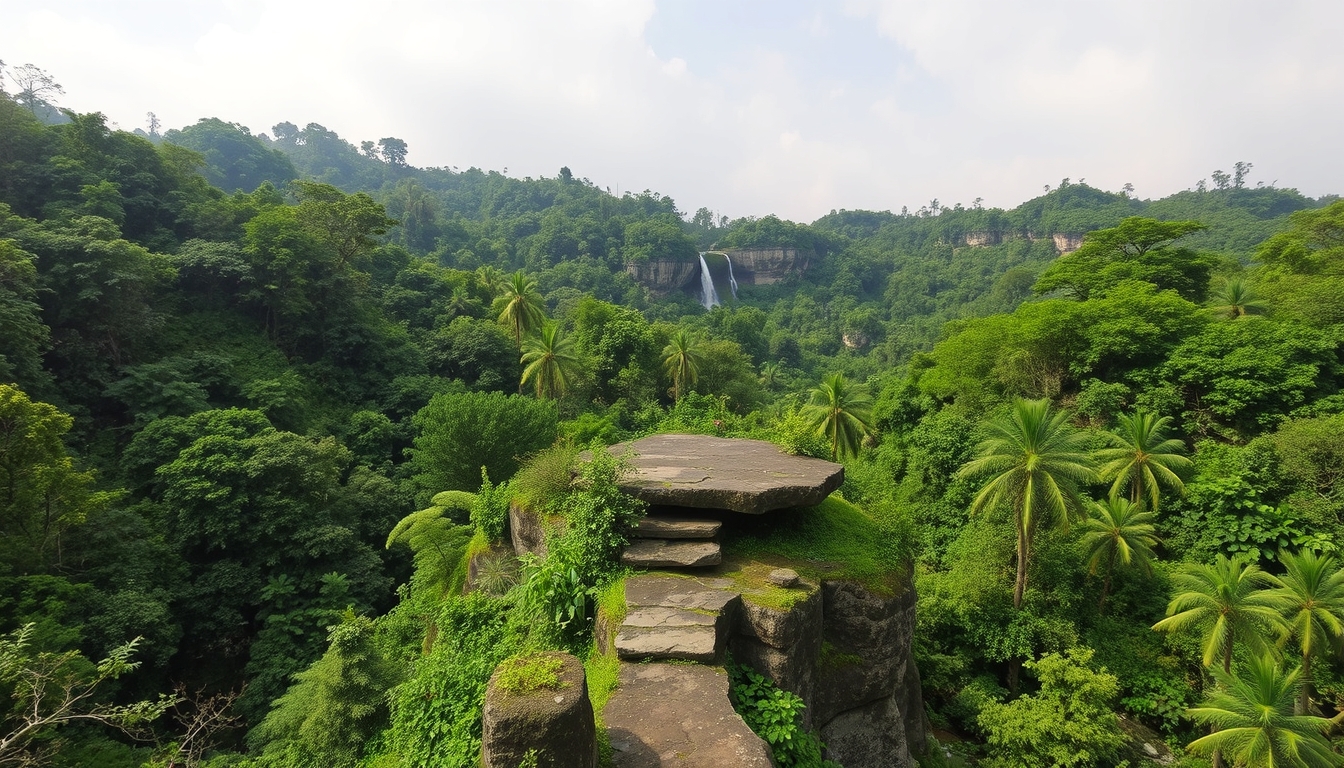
[470,469,511,543]
[976,647,1124,768]
[411,391,557,494]
[511,443,579,514]
[728,662,839,768]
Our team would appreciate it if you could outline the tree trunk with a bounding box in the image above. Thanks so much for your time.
[1098,550,1116,614]
[1013,521,1028,610]
[1009,517,1028,695]
[1299,652,1313,715]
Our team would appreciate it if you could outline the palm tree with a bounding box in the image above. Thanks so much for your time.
[1208,278,1269,320]
[1153,555,1284,674]
[1186,654,1342,768]
[492,270,546,348]
[1096,410,1193,512]
[802,373,875,462]
[1258,550,1344,714]
[759,361,783,391]
[1078,496,1159,612]
[957,398,1097,611]
[662,329,703,402]
[520,323,581,401]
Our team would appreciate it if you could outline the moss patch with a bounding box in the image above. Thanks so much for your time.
[721,496,905,596]
[496,652,568,694]
[819,641,864,671]
[715,561,815,611]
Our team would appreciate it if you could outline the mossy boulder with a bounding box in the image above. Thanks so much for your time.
[481,652,596,768]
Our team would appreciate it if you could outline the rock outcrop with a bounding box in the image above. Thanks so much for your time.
[720,247,810,285]
[624,259,698,296]
[610,434,844,514]
[1052,232,1085,253]
[481,652,596,768]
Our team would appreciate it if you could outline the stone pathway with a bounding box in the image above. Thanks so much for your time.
[604,574,773,767]
[604,663,773,768]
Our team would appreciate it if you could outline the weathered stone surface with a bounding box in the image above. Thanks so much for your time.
[730,586,823,727]
[509,502,548,559]
[731,636,821,729]
[624,575,739,613]
[624,258,699,296]
[736,585,822,651]
[821,695,912,768]
[767,568,800,587]
[482,652,595,768]
[623,606,718,629]
[611,434,844,514]
[617,575,739,662]
[634,515,722,539]
[616,625,719,662]
[605,663,773,768]
[814,581,909,723]
[621,539,721,568]
[720,247,811,286]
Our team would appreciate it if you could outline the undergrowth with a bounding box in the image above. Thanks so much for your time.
[728,661,840,768]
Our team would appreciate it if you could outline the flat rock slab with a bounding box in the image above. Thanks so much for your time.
[612,434,844,514]
[622,539,721,568]
[623,606,718,629]
[634,515,722,539]
[605,663,773,768]
[624,575,739,613]
[616,625,719,662]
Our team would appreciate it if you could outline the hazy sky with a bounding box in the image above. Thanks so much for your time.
[2,0,1340,221]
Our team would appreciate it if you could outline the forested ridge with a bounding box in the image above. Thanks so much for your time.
[4,69,1344,768]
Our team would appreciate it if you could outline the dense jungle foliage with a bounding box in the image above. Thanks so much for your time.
[5,73,1344,768]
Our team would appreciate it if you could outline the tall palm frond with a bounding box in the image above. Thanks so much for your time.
[1096,410,1193,512]
[1259,550,1344,713]
[1079,496,1159,611]
[1186,654,1342,768]
[801,372,875,462]
[1153,554,1285,673]
[520,323,580,401]
[492,270,545,348]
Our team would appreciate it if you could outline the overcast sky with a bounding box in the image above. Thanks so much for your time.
[2,0,1340,222]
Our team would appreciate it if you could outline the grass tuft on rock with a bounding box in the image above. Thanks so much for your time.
[496,652,567,693]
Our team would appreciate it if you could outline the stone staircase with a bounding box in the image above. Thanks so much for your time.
[620,513,722,569]
[601,574,774,768]
[610,574,739,663]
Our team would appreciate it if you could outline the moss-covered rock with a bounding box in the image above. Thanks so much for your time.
[481,651,596,768]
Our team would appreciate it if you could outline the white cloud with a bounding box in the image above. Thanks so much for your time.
[1,0,1341,221]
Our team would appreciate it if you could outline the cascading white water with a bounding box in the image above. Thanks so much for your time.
[698,253,720,309]
[725,255,739,300]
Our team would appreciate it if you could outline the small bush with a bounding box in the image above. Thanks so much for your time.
[728,662,839,768]
[511,443,579,514]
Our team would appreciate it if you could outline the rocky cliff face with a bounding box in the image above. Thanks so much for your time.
[730,578,926,768]
[624,259,698,296]
[721,247,810,285]
[954,230,1085,254]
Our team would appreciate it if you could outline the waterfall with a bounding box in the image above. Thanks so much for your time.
[725,255,739,300]
[698,253,720,309]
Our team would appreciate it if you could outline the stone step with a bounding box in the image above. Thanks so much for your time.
[613,575,740,665]
[621,539,721,568]
[604,662,773,768]
[634,515,722,539]
[615,625,719,662]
